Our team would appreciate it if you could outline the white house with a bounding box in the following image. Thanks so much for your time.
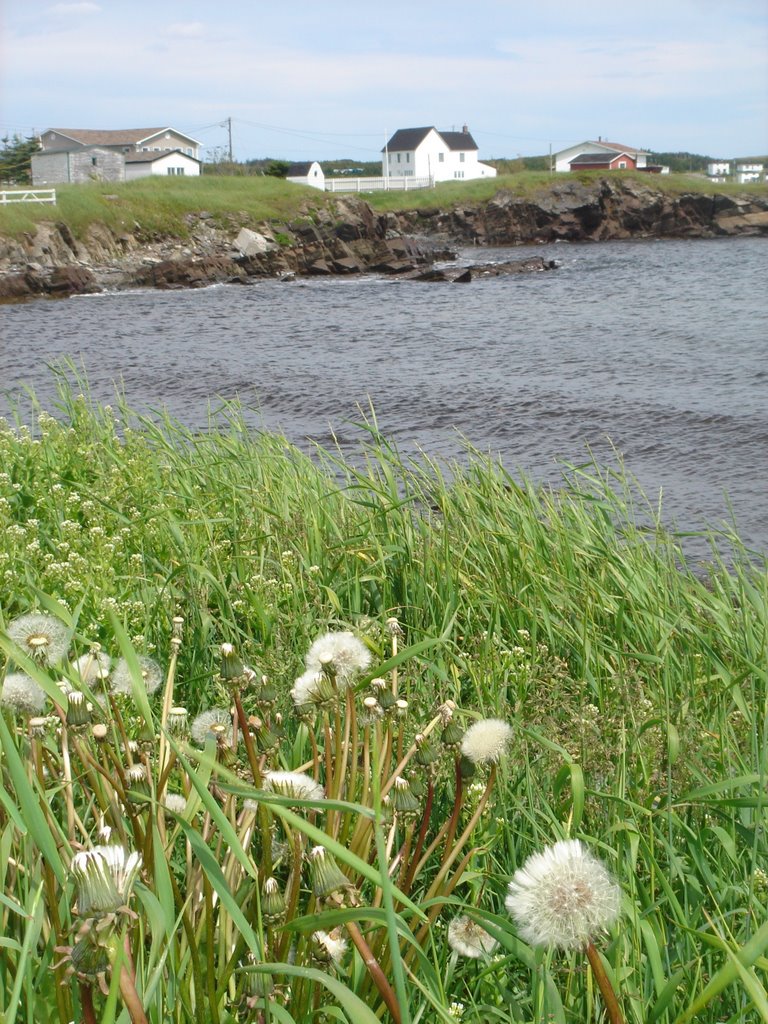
[553,139,651,173]
[285,161,325,190]
[382,126,497,183]
[124,150,201,179]
[707,161,731,181]
[735,162,764,184]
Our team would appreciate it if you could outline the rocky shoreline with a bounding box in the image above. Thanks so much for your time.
[1,177,766,301]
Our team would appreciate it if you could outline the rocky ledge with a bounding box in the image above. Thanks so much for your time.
[0,178,765,301]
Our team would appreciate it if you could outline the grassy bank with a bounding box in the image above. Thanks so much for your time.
[1,171,766,241]
[1,384,767,1023]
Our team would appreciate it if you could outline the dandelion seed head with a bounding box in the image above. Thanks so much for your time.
[460,718,513,765]
[305,631,371,684]
[7,612,69,666]
[312,928,347,966]
[74,650,111,686]
[290,668,325,707]
[110,656,163,697]
[164,793,187,815]
[264,770,325,802]
[1,671,47,715]
[447,915,498,959]
[505,839,620,950]
[190,708,233,747]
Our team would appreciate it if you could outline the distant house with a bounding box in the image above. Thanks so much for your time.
[382,126,497,183]
[707,161,731,182]
[735,162,764,184]
[554,140,652,173]
[31,126,203,185]
[285,161,325,190]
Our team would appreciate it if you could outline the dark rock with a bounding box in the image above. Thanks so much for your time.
[48,265,100,295]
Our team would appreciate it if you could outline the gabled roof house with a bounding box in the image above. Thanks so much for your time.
[31,126,203,185]
[286,161,325,190]
[554,139,651,173]
[383,126,496,182]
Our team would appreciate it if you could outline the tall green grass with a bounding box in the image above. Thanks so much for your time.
[1,380,767,1022]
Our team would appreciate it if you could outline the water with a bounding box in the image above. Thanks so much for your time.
[1,237,767,561]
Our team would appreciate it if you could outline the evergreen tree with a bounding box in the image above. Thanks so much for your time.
[0,134,40,184]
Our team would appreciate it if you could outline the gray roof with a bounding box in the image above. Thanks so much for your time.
[569,151,631,165]
[383,126,479,153]
[286,161,319,176]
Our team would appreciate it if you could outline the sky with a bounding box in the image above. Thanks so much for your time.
[2,0,767,163]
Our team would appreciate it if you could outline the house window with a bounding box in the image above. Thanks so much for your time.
[459,153,465,162]
[618,161,627,169]
[91,156,98,166]
[406,153,410,162]
[438,152,444,162]
[397,153,401,163]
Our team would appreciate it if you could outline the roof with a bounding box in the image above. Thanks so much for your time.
[569,151,634,166]
[45,127,202,147]
[124,149,201,164]
[587,140,650,155]
[286,161,321,176]
[383,126,479,153]
[439,130,478,151]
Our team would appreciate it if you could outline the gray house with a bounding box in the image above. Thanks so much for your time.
[31,127,203,185]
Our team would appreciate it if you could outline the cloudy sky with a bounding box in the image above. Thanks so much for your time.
[3,0,766,162]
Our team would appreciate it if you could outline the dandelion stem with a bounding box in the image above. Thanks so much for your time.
[402,778,434,892]
[79,982,97,1024]
[232,688,262,786]
[585,941,624,1024]
[345,920,402,1024]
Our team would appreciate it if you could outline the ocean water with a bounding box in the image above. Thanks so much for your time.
[1,236,767,560]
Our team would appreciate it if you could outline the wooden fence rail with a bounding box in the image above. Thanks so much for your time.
[0,189,57,205]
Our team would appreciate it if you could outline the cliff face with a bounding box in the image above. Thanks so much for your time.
[387,178,768,244]
[0,179,766,300]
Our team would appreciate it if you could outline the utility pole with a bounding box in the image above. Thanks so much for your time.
[227,117,233,163]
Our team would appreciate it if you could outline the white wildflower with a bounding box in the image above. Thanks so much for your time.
[447,915,498,958]
[505,839,620,950]
[6,612,69,666]
[1,671,47,715]
[263,770,325,802]
[460,718,513,765]
[164,793,187,815]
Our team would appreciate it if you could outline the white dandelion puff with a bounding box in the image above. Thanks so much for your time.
[74,650,112,686]
[1,671,47,715]
[6,612,69,666]
[305,631,371,685]
[312,928,348,966]
[447,915,499,959]
[460,718,513,765]
[163,793,187,816]
[190,708,234,747]
[505,839,620,950]
[290,668,326,707]
[110,656,163,697]
[263,770,325,802]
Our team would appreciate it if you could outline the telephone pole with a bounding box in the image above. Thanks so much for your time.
[227,117,233,162]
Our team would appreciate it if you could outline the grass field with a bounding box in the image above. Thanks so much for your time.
[1,380,767,1023]
[1,171,766,242]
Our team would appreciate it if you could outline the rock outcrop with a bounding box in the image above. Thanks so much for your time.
[0,179,765,301]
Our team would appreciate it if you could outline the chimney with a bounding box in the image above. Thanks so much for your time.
[462,124,469,134]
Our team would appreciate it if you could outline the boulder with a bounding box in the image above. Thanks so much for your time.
[234,228,273,256]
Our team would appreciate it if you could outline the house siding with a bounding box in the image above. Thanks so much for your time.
[31,148,125,185]
[124,152,201,180]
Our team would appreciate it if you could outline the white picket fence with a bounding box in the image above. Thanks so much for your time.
[0,188,57,205]
[325,176,433,193]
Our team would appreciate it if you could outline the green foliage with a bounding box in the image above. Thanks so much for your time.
[1,379,768,1022]
[0,133,40,185]
[264,159,292,179]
